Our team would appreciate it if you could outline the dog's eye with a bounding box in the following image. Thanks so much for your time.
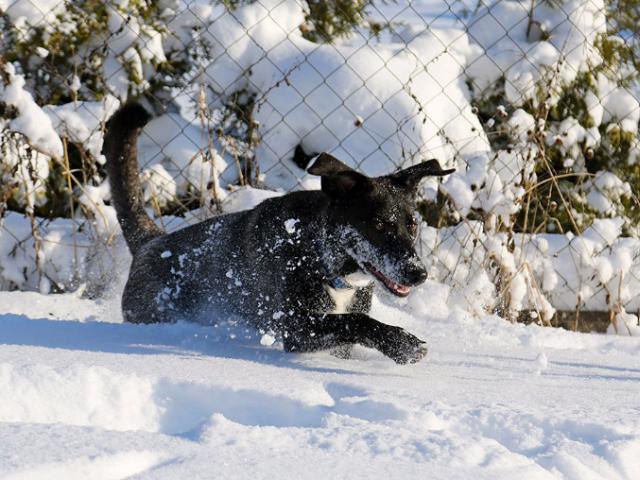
[374,221,385,231]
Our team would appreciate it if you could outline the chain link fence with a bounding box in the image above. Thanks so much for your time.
[0,0,639,332]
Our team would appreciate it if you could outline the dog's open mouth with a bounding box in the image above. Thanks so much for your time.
[364,263,411,297]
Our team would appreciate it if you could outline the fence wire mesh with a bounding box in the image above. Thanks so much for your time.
[0,0,639,332]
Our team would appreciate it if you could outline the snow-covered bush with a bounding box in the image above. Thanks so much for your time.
[1,0,194,104]
[463,0,639,236]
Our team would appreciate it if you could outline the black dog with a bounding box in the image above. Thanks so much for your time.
[104,103,454,364]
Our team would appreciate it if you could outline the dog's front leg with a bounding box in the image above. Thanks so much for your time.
[282,313,427,364]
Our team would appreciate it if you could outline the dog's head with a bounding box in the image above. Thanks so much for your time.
[308,153,454,297]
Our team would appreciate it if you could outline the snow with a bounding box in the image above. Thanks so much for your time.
[260,333,276,347]
[0,212,93,292]
[0,287,639,479]
[69,75,81,94]
[1,64,63,159]
[2,450,163,480]
[465,0,607,106]
[43,95,120,162]
[507,109,536,142]
[586,171,632,216]
[220,186,284,213]
[600,84,640,133]
[136,113,233,196]
[0,0,65,30]
[284,218,300,234]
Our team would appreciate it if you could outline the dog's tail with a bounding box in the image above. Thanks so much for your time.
[104,102,163,254]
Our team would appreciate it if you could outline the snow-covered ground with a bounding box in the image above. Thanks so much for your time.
[1,284,639,480]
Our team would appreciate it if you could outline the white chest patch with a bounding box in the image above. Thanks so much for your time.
[326,285,357,314]
[325,272,373,314]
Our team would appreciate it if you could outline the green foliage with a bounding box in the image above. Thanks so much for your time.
[302,1,370,43]
[222,0,371,43]
[594,34,639,86]
[606,0,640,46]
[548,72,596,128]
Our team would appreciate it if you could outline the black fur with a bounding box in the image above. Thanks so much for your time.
[103,103,161,254]
[105,103,454,364]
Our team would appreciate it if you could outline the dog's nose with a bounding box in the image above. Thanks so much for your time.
[405,266,428,285]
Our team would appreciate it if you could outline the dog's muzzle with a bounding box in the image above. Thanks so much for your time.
[364,262,427,297]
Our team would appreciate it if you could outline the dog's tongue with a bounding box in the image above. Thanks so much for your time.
[393,283,411,296]
[365,263,411,297]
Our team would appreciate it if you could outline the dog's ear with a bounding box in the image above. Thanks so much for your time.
[321,171,372,198]
[389,159,455,191]
[307,153,355,176]
[307,153,371,198]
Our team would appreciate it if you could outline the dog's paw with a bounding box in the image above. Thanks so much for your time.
[380,327,428,364]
